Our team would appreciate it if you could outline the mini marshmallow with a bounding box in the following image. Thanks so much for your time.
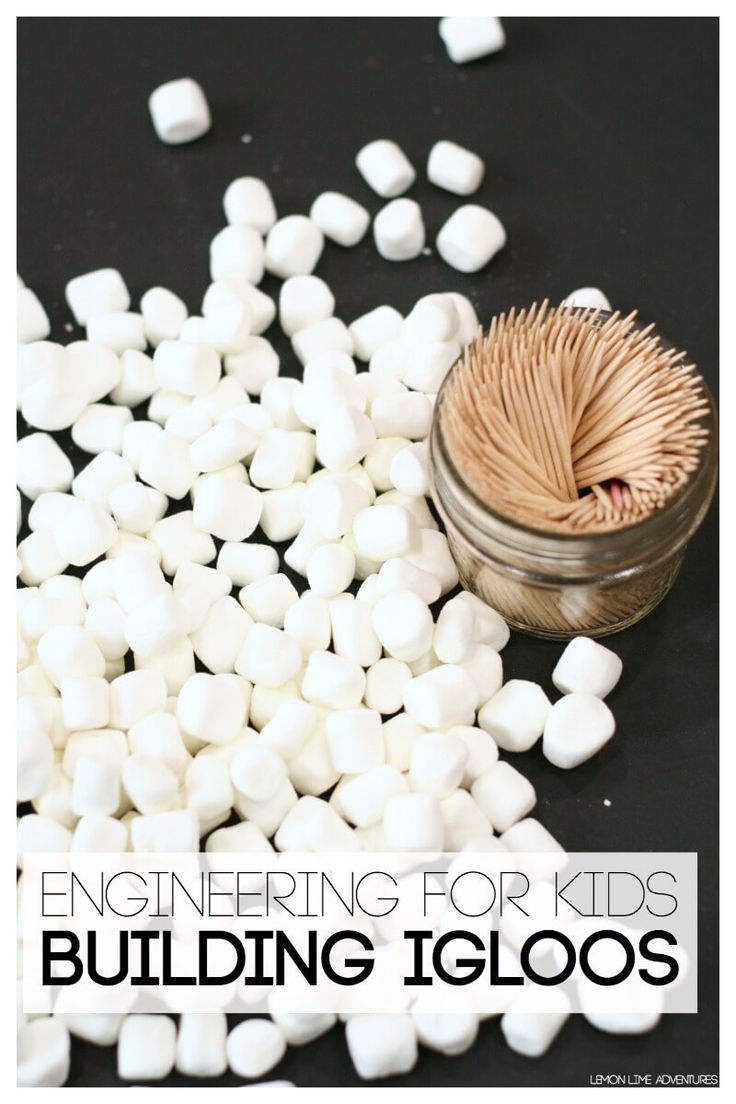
[148,511,216,575]
[17,814,72,866]
[259,483,306,543]
[301,474,370,540]
[292,317,353,365]
[389,442,429,497]
[227,1019,287,1080]
[153,340,220,397]
[122,754,180,815]
[17,1017,70,1088]
[236,624,302,689]
[193,476,262,541]
[306,543,356,598]
[109,670,168,730]
[302,650,366,710]
[260,377,305,430]
[240,574,299,627]
[287,727,341,797]
[310,191,370,246]
[364,657,412,715]
[16,433,74,501]
[440,789,493,850]
[401,338,460,393]
[265,216,324,279]
[372,591,433,663]
[371,391,432,439]
[72,404,133,456]
[349,306,403,361]
[130,808,199,852]
[17,286,50,344]
[437,204,506,273]
[579,975,663,1035]
[37,625,105,688]
[118,1014,177,1080]
[65,268,130,325]
[18,729,55,802]
[403,665,478,729]
[63,730,128,778]
[125,589,189,657]
[402,294,460,345]
[177,672,247,746]
[17,530,68,585]
[71,814,128,852]
[184,754,233,820]
[231,745,287,802]
[205,281,275,337]
[446,292,480,344]
[258,699,317,761]
[384,792,444,851]
[500,986,570,1058]
[316,407,376,471]
[176,1012,228,1078]
[267,985,337,1044]
[283,591,331,655]
[543,693,616,769]
[140,286,187,345]
[86,310,146,354]
[433,595,476,663]
[439,16,506,63]
[356,140,416,198]
[471,761,536,832]
[478,679,551,752]
[412,1000,479,1056]
[224,337,280,396]
[500,818,567,881]
[72,450,135,507]
[330,595,381,666]
[71,755,121,817]
[427,139,485,196]
[224,176,277,234]
[363,437,410,492]
[377,557,441,605]
[552,636,622,698]
[249,428,304,489]
[279,275,335,337]
[218,542,279,586]
[109,482,164,535]
[85,598,127,660]
[563,287,611,311]
[202,301,253,354]
[346,1013,418,1080]
[456,590,510,650]
[374,198,425,261]
[325,708,384,773]
[410,731,468,798]
[128,712,190,776]
[149,77,210,144]
[353,505,417,562]
[450,725,500,786]
[60,676,109,730]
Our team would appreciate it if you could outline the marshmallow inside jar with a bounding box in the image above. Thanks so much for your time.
[429,302,717,638]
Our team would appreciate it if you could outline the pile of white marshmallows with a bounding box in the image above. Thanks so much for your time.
[18,161,626,1085]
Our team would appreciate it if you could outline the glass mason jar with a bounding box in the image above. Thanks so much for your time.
[429,361,718,640]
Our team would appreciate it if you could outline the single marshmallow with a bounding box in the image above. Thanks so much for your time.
[265,216,324,278]
[427,140,485,196]
[148,77,210,144]
[176,1012,228,1078]
[330,595,381,667]
[71,754,121,817]
[109,670,168,729]
[439,16,506,63]
[316,407,376,471]
[130,808,199,852]
[218,542,279,586]
[140,286,188,345]
[355,140,416,198]
[579,975,663,1035]
[552,636,622,699]
[450,725,500,786]
[403,664,478,729]
[17,1017,71,1087]
[374,198,425,261]
[326,708,384,773]
[389,442,429,497]
[16,433,74,500]
[65,268,130,325]
[258,699,317,761]
[236,624,302,689]
[60,676,109,730]
[249,480,302,538]
[412,999,479,1055]
[500,986,571,1058]
[364,657,412,715]
[36,625,105,688]
[18,728,55,802]
[301,474,370,540]
[17,287,50,344]
[193,476,262,542]
[446,292,480,344]
[72,404,133,455]
[202,301,253,354]
[478,679,551,752]
[410,731,468,798]
[153,341,220,397]
[124,589,189,657]
[231,745,287,802]
[371,391,432,439]
[204,281,275,337]
[306,543,356,598]
[123,752,180,815]
[433,595,476,663]
[177,672,247,746]
[353,505,417,563]
[543,693,616,769]
[471,761,536,832]
[456,590,510,650]
[267,985,337,1044]
[260,377,305,430]
[71,814,129,853]
[349,306,403,361]
[377,557,441,606]
[283,591,332,655]
[372,591,433,663]
[227,1018,287,1080]
[223,176,277,233]
[117,1014,177,1080]
[384,792,444,851]
[440,788,493,850]
[148,511,216,575]
[563,287,611,311]
[336,764,408,827]
[249,428,305,489]
[292,317,353,365]
[302,650,366,710]
[279,275,335,337]
[500,818,567,881]
[310,191,370,247]
[210,224,265,284]
[436,205,506,273]
[240,574,299,627]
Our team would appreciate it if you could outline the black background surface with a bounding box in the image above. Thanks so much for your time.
[17,16,718,1088]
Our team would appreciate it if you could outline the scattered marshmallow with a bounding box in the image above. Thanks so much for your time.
[478,679,551,752]
[543,693,616,769]
[117,1014,177,1080]
[355,140,416,198]
[224,176,278,234]
[563,287,612,311]
[265,216,324,278]
[436,205,506,273]
[439,17,506,64]
[310,191,370,246]
[552,636,622,698]
[427,140,485,195]
[149,77,211,144]
[374,198,425,261]
[65,268,130,325]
